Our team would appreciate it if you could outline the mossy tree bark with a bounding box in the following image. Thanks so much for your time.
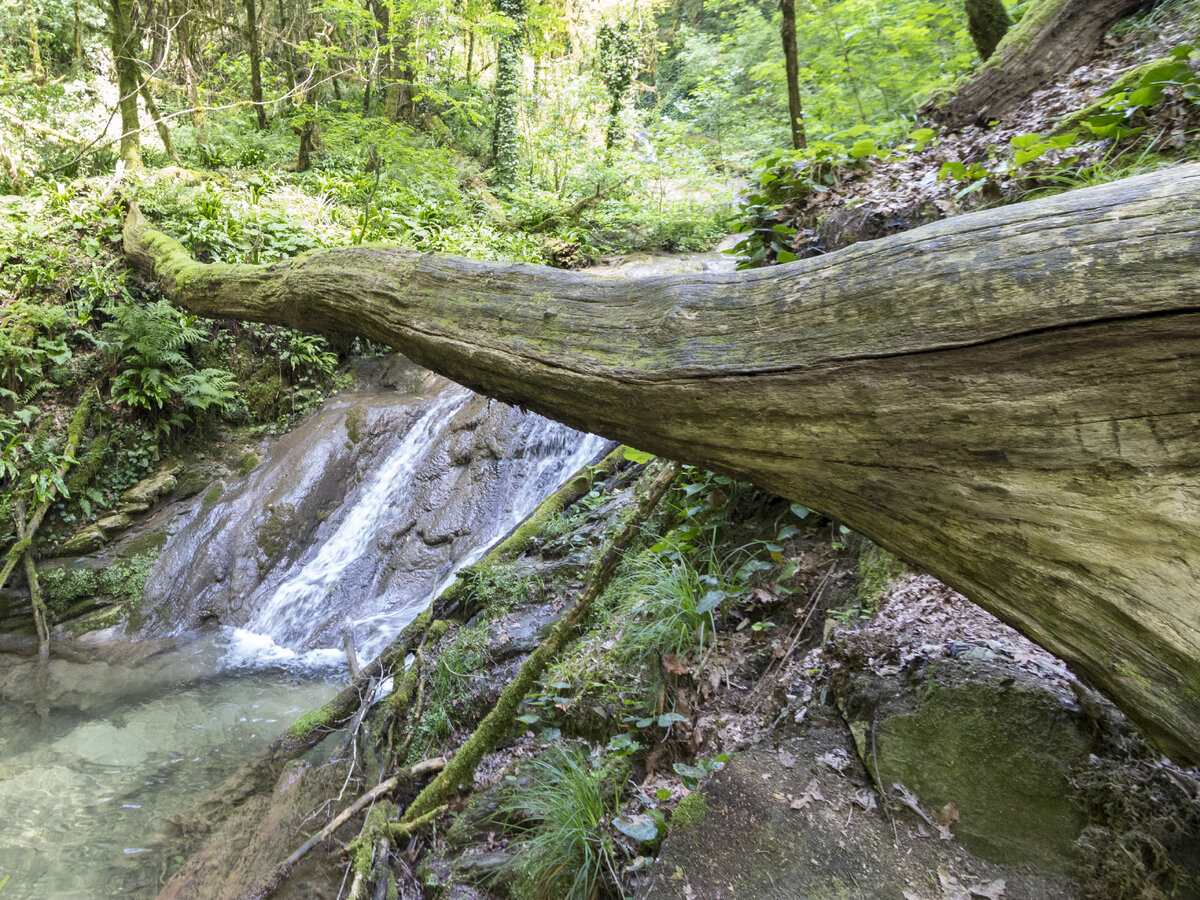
[964,0,1011,61]
[490,0,525,192]
[929,0,1151,127]
[107,0,142,168]
[124,166,1200,764]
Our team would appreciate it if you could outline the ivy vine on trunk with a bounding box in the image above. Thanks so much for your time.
[597,22,637,153]
[490,0,526,193]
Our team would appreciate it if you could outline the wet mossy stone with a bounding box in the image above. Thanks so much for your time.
[865,675,1091,870]
[53,525,107,557]
[117,529,168,558]
[121,466,180,505]
[94,512,132,535]
[173,463,216,498]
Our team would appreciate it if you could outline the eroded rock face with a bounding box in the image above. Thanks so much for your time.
[136,357,607,653]
[838,663,1093,870]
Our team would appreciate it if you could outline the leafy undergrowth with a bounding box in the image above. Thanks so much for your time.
[733,2,1200,267]
[0,68,733,571]
[365,461,878,899]
[0,181,351,560]
[334,458,1200,900]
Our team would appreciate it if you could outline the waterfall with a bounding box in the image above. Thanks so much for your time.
[243,388,473,647]
[131,366,611,669]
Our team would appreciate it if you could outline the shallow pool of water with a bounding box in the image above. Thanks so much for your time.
[0,636,342,898]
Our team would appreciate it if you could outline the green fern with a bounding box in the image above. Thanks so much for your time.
[101,300,238,428]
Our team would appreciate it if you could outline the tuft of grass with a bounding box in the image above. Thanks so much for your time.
[611,550,722,672]
[498,749,623,900]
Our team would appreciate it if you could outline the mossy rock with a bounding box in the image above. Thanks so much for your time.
[173,462,217,499]
[257,502,297,564]
[854,672,1092,870]
[121,466,180,506]
[116,529,168,558]
[53,525,107,557]
[671,791,707,832]
[235,450,262,476]
[244,374,285,422]
[94,512,132,535]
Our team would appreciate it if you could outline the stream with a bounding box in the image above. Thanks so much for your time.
[0,250,734,898]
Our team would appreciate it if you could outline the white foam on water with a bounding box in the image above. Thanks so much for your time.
[243,388,472,648]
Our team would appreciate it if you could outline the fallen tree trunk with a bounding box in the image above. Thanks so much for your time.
[124,166,1200,764]
[926,0,1151,128]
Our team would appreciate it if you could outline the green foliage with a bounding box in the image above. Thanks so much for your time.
[610,550,724,671]
[40,551,158,617]
[658,0,977,158]
[498,749,624,900]
[491,0,527,192]
[937,46,1200,198]
[99,300,238,433]
[405,621,491,761]
[597,23,638,150]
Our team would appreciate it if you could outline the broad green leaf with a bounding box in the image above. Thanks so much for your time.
[614,815,659,843]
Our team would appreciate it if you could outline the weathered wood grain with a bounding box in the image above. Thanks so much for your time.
[124,164,1200,762]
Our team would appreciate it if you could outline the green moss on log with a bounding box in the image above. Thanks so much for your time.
[490,444,623,564]
[966,0,1012,60]
[288,703,338,737]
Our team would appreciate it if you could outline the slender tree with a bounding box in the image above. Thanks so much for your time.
[597,22,637,152]
[22,0,45,83]
[74,0,84,62]
[780,0,806,150]
[108,0,142,168]
[491,0,525,191]
[246,0,269,129]
[965,0,1012,60]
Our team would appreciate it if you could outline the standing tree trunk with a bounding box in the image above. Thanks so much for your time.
[928,0,1151,127]
[139,81,181,162]
[124,166,1200,766]
[245,0,269,129]
[108,0,142,168]
[22,0,45,83]
[465,28,475,85]
[176,4,205,132]
[491,0,525,192]
[74,0,84,63]
[780,0,806,150]
[965,0,1012,61]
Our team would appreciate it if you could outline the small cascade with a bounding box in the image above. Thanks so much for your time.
[138,359,609,665]
[244,388,473,647]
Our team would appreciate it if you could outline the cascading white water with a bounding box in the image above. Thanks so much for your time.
[221,382,609,664]
[243,388,473,647]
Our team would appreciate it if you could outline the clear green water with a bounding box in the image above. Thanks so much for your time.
[0,637,340,898]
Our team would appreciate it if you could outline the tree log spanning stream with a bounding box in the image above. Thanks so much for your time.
[124,166,1200,763]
